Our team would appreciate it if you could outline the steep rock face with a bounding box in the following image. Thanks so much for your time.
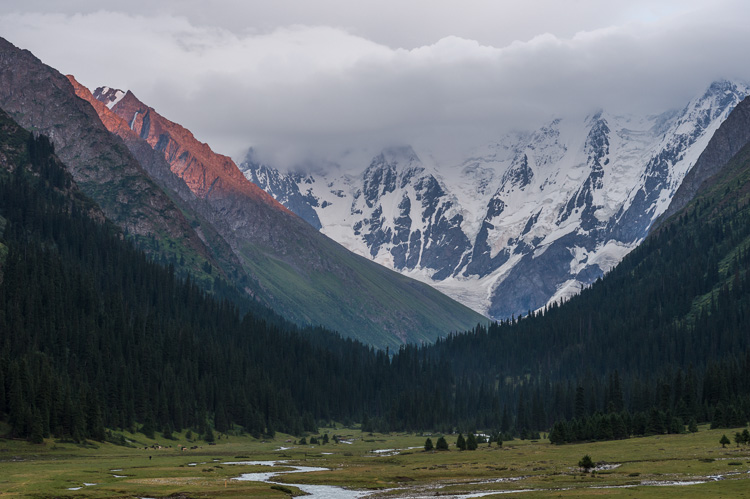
[245,81,749,319]
[0,37,217,277]
[241,146,473,281]
[98,89,285,207]
[660,95,750,224]
[68,76,251,288]
[608,81,748,242]
[242,152,322,229]
[88,84,485,348]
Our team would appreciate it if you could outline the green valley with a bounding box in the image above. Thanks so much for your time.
[2,426,750,498]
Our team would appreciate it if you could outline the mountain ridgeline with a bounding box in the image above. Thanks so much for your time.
[2,34,750,445]
[3,92,750,443]
[0,108,452,440]
[242,81,750,320]
[77,79,484,349]
[0,39,229,292]
[0,36,485,349]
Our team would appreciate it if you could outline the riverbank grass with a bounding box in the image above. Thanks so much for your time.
[0,425,749,497]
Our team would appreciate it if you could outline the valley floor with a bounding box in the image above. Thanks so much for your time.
[1,426,749,498]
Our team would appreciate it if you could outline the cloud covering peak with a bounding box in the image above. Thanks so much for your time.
[1,1,748,167]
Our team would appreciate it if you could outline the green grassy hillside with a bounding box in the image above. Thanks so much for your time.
[238,234,486,348]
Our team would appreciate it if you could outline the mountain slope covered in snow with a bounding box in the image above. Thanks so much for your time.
[241,81,750,319]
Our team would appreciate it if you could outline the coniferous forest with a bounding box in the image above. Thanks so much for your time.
[2,106,750,445]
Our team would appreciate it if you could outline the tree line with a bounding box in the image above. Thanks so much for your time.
[2,109,750,444]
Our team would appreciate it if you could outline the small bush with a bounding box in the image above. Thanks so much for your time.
[578,454,594,472]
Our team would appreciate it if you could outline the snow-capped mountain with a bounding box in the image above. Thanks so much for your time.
[242,149,323,229]
[83,80,486,348]
[240,80,750,320]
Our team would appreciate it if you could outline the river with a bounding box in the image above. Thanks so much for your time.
[227,459,746,498]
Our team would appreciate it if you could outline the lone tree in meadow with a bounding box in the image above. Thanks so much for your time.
[578,454,594,472]
[436,436,449,451]
[456,433,467,451]
[424,437,434,451]
[720,434,730,448]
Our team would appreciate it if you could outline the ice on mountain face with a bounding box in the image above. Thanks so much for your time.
[342,147,473,279]
[239,154,323,229]
[244,80,749,320]
[610,80,750,244]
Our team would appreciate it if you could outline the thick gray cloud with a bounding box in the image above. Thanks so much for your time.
[1,1,748,167]
[0,0,712,49]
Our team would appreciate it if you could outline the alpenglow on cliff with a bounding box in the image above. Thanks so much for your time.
[83,79,486,348]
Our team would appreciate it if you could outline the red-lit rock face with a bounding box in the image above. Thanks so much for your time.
[66,75,486,348]
[67,76,135,140]
[98,86,286,210]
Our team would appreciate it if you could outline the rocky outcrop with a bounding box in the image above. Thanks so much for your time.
[102,90,286,207]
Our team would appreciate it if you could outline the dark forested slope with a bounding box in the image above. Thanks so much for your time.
[3,96,750,443]
[0,108,456,440]
[418,122,750,438]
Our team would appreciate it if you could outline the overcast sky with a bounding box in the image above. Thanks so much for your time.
[1,0,749,168]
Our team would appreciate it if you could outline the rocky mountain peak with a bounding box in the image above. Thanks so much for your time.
[659,95,750,224]
[78,79,485,347]
[245,80,750,320]
[380,145,421,165]
[93,85,288,211]
[0,37,233,288]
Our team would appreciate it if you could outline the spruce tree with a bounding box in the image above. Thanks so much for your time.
[456,433,466,450]
[549,422,566,445]
[29,411,44,444]
[688,418,699,433]
[720,434,730,448]
[436,436,448,450]
[578,454,594,472]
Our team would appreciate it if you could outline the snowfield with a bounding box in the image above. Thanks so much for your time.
[241,80,750,320]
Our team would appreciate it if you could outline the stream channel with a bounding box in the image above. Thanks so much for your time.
[229,461,370,498]
[228,460,502,498]
[228,459,748,498]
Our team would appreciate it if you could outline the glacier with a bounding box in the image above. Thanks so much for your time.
[240,80,750,320]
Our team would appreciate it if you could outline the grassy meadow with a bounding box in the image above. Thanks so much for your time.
[1,424,750,498]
